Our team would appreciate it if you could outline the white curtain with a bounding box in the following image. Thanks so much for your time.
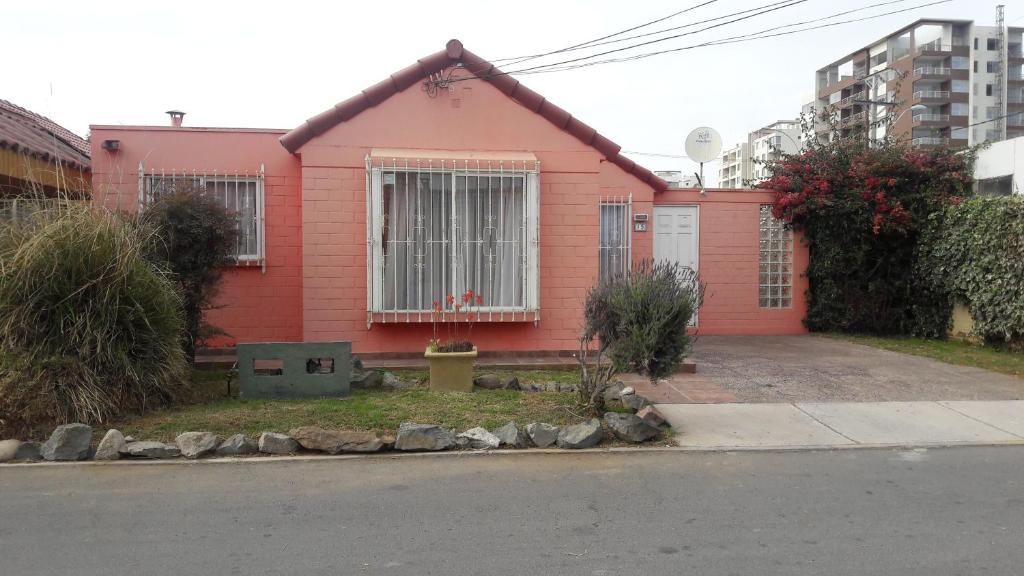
[454,174,525,309]
[382,171,525,311]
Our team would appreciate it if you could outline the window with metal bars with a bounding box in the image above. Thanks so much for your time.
[138,165,265,264]
[758,204,793,309]
[599,199,631,284]
[367,158,539,321]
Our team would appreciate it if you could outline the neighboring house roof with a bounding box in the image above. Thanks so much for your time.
[280,39,667,192]
[0,99,90,172]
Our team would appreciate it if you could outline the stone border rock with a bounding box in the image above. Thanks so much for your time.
[1,414,671,464]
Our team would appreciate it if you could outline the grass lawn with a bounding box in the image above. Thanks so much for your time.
[828,334,1024,378]
[112,369,587,442]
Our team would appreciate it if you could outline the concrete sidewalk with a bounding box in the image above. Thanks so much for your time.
[658,400,1024,449]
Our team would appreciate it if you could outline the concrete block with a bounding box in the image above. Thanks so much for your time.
[238,341,351,400]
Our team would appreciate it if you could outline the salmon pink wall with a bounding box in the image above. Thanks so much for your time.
[655,188,809,335]
[295,75,659,354]
[89,126,304,344]
[86,85,807,354]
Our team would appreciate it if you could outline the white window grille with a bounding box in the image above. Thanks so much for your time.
[366,156,540,324]
[759,204,793,309]
[138,163,266,268]
[599,196,631,283]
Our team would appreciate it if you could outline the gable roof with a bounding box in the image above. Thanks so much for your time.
[280,39,666,192]
[0,99,90,172]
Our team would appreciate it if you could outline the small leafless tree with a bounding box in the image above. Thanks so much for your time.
[576,332,616,416]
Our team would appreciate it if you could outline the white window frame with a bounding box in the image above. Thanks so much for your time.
[366,157,540,324]
[598,195,632,283]
[758,204,793,309]
[138,163,266,270]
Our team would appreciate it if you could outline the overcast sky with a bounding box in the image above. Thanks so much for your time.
[2,0,1010,184]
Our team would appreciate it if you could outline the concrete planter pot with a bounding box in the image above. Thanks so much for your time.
[425,347,478,392]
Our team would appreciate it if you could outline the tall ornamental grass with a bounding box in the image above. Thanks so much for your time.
[0,202,187,436]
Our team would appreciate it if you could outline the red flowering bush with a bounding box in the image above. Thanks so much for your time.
[429,289,484,353]
[758,133,974,336]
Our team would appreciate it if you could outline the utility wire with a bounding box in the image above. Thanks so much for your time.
[492,0,721,67]
[496,0,810,76]
[510,0,912,65]
[622,150,691,159]
[499,0,951,77]
[627,111,1024,161]
[963,110,1024,129]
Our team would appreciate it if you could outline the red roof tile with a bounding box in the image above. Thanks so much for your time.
[0,99,90,172]
[280,40,666,192]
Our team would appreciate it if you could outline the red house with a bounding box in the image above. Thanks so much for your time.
[90,40,807,355]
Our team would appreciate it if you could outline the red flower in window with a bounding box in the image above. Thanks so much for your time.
[476,294,484,305]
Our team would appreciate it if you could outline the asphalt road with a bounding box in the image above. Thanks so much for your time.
[2,447,1023,575]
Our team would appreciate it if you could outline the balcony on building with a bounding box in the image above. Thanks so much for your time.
[1009,28,1022,61]
[912,112,951,126]
[913,65,952,78]
[915,39,952,55]
[911,136,950,147]
[912,89,951,102]
[839,111,866,127]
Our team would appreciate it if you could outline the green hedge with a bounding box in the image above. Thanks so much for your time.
[921,197,1024,343]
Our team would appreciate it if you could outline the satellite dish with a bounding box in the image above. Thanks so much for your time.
[684,127,722,164]
[684,127,722,194]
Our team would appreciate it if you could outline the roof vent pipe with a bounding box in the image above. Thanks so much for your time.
[166,110,185,127]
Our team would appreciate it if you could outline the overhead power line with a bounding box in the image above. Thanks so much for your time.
[964,110,1023,129]
[506,0,914,66]
[495,0,952,77]
[621,150,691,159]
[492,0,722,67]
[628,111,1024,162]
[497,0,810,76]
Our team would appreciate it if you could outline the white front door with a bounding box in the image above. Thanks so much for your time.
[653,206,699,274]
[654,205,699,326]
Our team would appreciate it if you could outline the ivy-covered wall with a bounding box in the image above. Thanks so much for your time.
[921,197,1024,344]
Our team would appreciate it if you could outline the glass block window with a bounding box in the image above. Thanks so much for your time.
[759,205,793,309]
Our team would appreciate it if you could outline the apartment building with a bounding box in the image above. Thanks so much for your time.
[750,120,802,182]
[717,142,751,189]
[718,120,802,189]
[811,18,1024,148]
[654,170,700,189]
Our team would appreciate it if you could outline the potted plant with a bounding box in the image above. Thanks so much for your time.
[426,289,483,392]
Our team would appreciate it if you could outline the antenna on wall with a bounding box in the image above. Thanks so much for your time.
[684,127,722,195]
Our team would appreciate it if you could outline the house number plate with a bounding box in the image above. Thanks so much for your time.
[634,222,648,232]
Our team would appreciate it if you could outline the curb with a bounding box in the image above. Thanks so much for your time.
[3,439,1023,469]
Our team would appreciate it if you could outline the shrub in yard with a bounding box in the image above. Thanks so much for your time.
[584,259,704,382]
[144,190,235,362]
[920,196,1024,344]
[760,115,974,337]
[0,203,187,436]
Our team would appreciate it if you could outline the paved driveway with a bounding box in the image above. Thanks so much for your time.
[688,335,1024,403]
